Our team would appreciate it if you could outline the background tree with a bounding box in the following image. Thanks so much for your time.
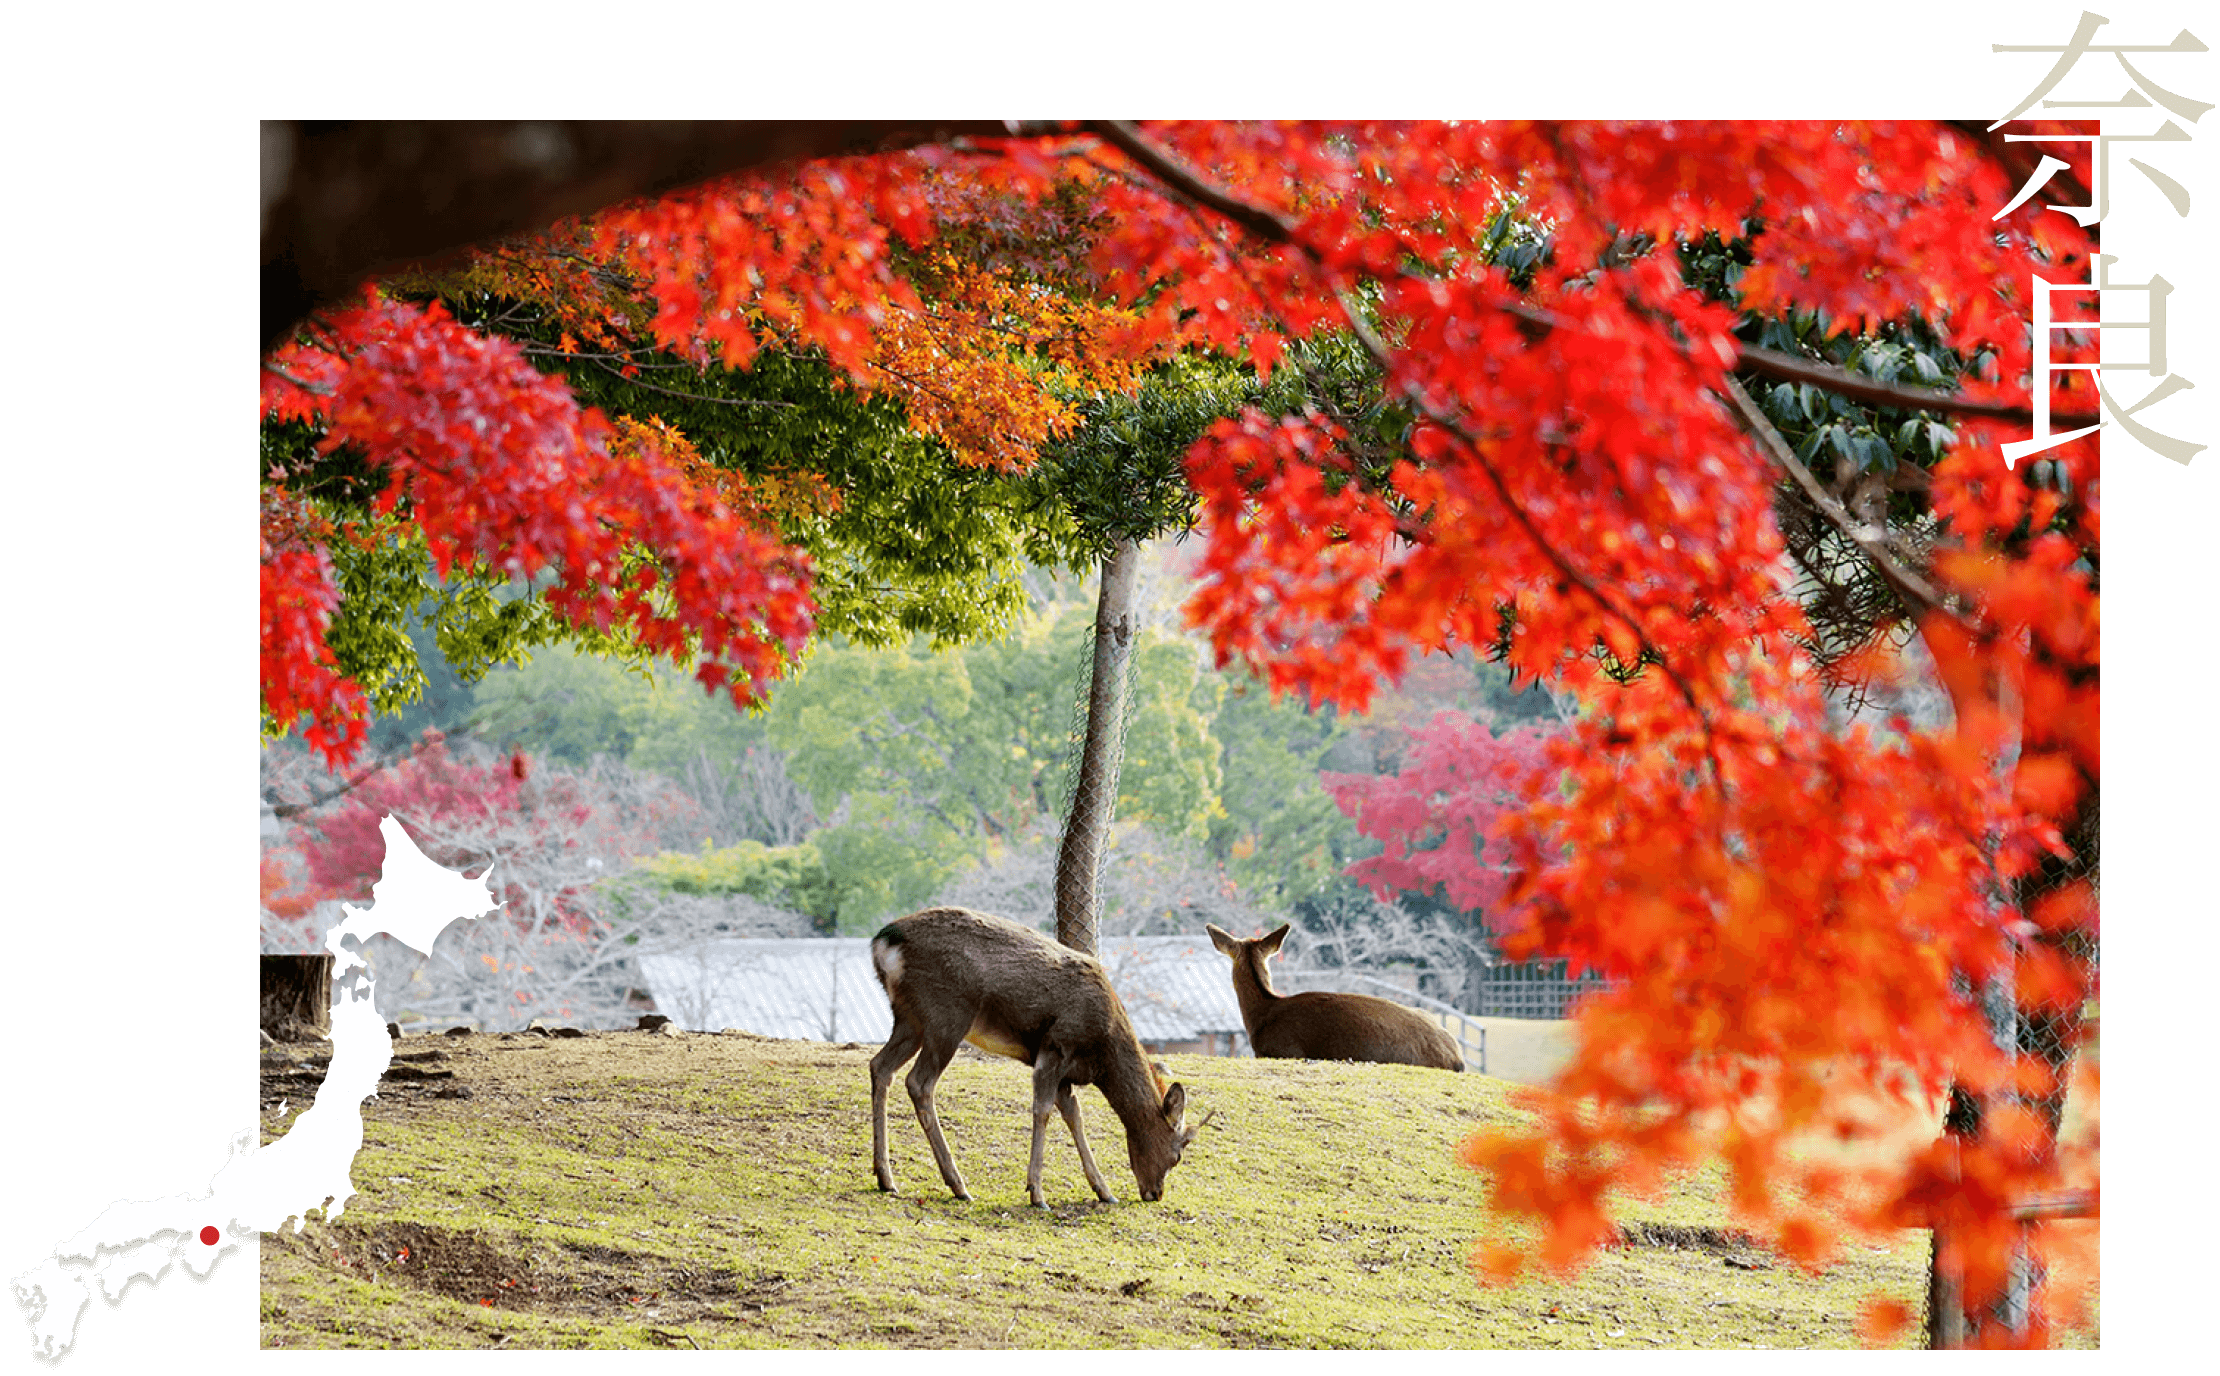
[1325,711,1567,927]
[753,601,1232,932]
[262,733,743,1030]
[1038,358,1245,952]
[1034,335,1396,951]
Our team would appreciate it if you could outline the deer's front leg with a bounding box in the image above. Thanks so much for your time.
[1057,1081,1117,1203]
[1028,1056,1067,1208]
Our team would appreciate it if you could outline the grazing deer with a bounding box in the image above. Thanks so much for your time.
[869,906,1199,1206]
[1206,923,1464,1071]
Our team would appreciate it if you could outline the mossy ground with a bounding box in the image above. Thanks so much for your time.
[257,1029,2093,1349]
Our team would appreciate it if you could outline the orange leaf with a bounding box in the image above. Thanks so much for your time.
[1857,1297,1912,1346]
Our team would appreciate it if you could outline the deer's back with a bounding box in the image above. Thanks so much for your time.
[871,907,1128,1058]
[1250,990,1464,1071]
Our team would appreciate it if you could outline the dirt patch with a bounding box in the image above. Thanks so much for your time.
[1611,1222,1772,1269]
[260,1041,487,1111]
[271,1217,787,1327]
[334,1221,540,1307]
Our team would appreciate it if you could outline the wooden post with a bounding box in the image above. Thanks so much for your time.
[1927,1178,2096,1348]
[261,954,334,1042]
[1926,1128,1965,1349]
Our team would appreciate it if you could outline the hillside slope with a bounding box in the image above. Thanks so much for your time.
[255,1028,2063,1349]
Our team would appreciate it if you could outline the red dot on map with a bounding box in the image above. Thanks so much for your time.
[200,1226,220,1245]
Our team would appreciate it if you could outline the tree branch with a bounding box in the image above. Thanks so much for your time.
[1085,122,1727,786]
[259,361,335,397]
[1733,342,2099,432]
[574,356,798,410]
[1085,121,1299,243]
[269,119,2094,438]
[1087,118,2082,716]
[1716,375,1971,630]
[262,120,1042,354]
[269,750,400,820]
[1086,120,2094,432]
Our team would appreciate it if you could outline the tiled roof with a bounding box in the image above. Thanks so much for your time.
[1092,936,1247,1043]
[636,934,1246,1046]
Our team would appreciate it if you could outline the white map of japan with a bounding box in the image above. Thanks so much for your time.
[11,818,498,1360]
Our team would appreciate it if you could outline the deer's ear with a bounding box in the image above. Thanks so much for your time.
[1259,924,1291,956]
[1162,1082,1187,1124]
[1206,924,1236,956]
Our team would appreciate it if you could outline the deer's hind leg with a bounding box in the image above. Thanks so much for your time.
[870,1019,923,1192]
[904,1024,971,1200]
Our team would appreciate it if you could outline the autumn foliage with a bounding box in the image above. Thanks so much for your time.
[262,121,2099,1343]
[263,294,815,758]
[1325,712,1565,918]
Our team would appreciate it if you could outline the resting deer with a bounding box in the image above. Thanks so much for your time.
[869,906,1199,1206]
[1206,923,1464,1071]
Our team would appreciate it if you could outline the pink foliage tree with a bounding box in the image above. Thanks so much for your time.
[1323,711,1566,934]
[262,732,707,1029]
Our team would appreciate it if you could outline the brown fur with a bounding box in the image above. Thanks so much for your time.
[869,907,1197,1205]
[1207,923,1464,1072]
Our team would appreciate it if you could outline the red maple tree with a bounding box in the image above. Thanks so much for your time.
[262,121,2100,1344]
[1325,711,1566,919]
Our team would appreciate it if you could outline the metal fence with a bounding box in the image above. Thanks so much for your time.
[1473,959,1616,1019]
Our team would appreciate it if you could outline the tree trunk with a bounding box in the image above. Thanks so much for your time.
[261,954,334,1042]
[1920,641,2097,1348]
[1053,540,1144,956]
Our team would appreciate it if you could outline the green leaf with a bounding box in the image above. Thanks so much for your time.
[1827,426,1856,465]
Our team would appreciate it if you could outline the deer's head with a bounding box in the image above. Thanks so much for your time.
[1130,1074,1201,1201]
[1207,922,1291,991]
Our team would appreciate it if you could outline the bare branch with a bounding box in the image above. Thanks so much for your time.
[1733,342,2099,432]
[268,744,415,818]
[576,356,798,410]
